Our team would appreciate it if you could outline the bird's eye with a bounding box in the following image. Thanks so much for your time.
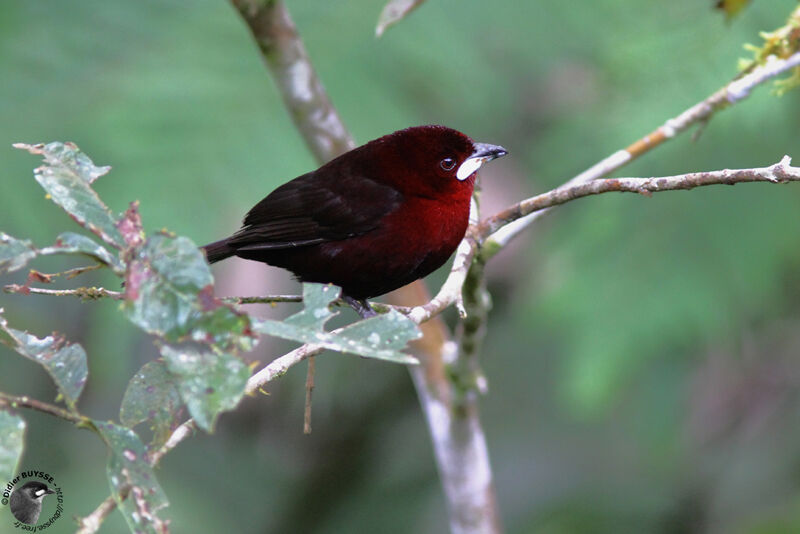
[440,157,457,171]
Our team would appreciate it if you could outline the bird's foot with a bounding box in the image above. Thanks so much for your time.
[342,294,377,319]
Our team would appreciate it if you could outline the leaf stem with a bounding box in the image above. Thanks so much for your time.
[0,391,88,426]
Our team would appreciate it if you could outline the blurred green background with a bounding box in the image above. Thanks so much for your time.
[2,1,800,532]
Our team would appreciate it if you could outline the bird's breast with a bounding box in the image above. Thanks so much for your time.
[250,190,472,299]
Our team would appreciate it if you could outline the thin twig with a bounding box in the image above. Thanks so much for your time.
[408,235,479,324]
[485,49,800,250]
[0,392,87,426]
[3,284,123,300]
[480,156,800,237]
[221,294,303,305]
[247,341,325,393]
[303,356,315,434]
[220,295,410,315]
[148,420,197,466]
[75,495,119,534]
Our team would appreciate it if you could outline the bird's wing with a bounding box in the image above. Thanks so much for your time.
[227,171,403,251]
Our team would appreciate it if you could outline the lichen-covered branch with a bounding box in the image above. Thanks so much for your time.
[229,0,355,162]
[481,156,800,237]
[76,495,119,534]
[3,284,123,300]
[0,392,88,426]
[486,48,800,250]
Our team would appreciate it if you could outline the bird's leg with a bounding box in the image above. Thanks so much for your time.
[341,294,377,319]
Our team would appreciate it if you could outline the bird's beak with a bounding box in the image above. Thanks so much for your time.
[46,488,55,495]
[456,143,508,181]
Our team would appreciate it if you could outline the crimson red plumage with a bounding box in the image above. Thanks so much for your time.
[203,125,506,303]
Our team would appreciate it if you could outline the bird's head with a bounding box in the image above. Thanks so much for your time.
[362,125,507,199]
[16,481,55,501]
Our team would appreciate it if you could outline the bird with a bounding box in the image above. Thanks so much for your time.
[9,481,55,525]
[203,125,507,316]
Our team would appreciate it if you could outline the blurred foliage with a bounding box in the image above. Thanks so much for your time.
[95,421,169,534]
[120,360,184,451]
[716,0,753,19]
[0,0,799,533]
[0,310,88,410]
[0,410,25,485]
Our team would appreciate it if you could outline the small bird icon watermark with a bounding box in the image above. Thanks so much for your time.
[9,480,56,525]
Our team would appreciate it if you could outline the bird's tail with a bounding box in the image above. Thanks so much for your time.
[202,238,235,263]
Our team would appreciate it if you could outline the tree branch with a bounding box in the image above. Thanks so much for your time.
[221,294,303,305]
[76,495,120,534]
[481,156,799,237]
[485,48,800,250]
[0,392,88,426]
[3,284,123,300]
[229,0,355,162]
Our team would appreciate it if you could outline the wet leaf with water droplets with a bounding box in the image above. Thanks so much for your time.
[38,231,125,274]
[95,422,169,534]
[0,231,124,276]
[330,309,420,364]
[252,284,420,364]
[0,233,37,274]
[0,311,88,409]
[14,142,124,249]
[120,360,185,450]
[123,234,254,351]
[159,345,249,432]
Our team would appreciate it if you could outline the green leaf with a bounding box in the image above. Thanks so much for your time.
[39,232,125,275]
[0,409,26,484]
[123,234,254,351]
[120,360,185,450]
[123,235,210,338]
[375,0,426,37]
[14,142,124,249]
[95,421,169,534]
[252,284,420,364]
[328,309,421,364]
[0,310,88,409]
[159,345,249,432]
[282,282,338,330]
[0,231,123,277]
[251,284,339,346]
[0,233,37,274]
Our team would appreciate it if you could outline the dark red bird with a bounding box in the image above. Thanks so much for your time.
[203,125,506,314]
